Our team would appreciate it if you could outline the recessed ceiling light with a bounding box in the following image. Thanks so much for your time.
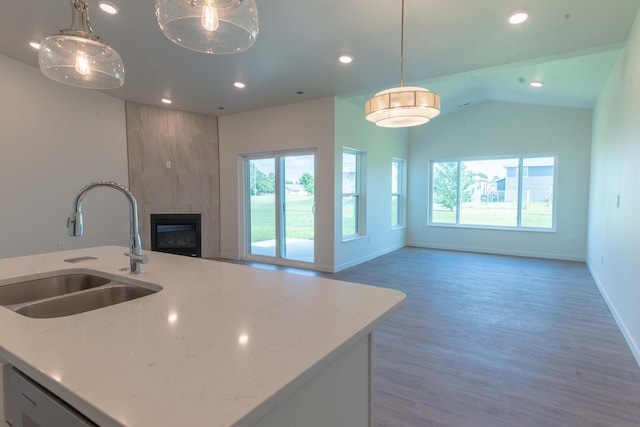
[530,81,543,88]
[161,98,172,104]
[509,11,529,25]
[29,40,41,50]
[234,81,246,89]
[98,1,119,15]
[338,54,353,64]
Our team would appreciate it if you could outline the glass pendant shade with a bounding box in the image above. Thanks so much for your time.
[156,0,259,54]
[365,86,441,128]
[39,35,124,89]
[38,0,124,89]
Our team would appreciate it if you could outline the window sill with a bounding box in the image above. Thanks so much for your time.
[428,223,556,233]
[341,234,367,243]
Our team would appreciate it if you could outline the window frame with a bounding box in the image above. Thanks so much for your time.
[342,148,366,240]
[428,154,558,232]
[391,158,406,229]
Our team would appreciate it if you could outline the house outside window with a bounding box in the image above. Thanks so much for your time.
[430,155,556,230]
[342,149,365,238]
[391,159,405,228]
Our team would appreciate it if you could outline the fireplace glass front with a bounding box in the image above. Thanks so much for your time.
[150,213,201,257]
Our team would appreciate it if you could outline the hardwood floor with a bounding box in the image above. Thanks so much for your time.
[326,248,640,427]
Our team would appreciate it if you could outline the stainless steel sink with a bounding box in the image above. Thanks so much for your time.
[0,272,161,318]
[14,284,157,318]
[0,274,110,306]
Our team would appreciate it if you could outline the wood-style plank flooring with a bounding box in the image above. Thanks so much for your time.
[326,248,640,427]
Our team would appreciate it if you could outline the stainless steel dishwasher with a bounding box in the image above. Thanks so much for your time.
[9,368,97,427]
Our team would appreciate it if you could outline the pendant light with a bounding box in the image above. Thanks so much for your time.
[155,0,259,54]
[38,0,124,89]
[365,0,440,128]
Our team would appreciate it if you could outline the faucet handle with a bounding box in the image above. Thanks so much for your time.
[67,212,83,236]
[125,252,150,264]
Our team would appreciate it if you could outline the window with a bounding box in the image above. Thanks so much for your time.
[391,159,405,228]
[342,149,365,238]
[430,156,556,229]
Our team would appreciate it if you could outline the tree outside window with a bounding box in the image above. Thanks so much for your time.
[430,156,556,229]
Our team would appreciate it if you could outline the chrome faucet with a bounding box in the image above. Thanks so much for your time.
[67,180,149,273]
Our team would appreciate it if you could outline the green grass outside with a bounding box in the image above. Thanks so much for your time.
[433,201,552,228]
[391,196,400,227]
[250,196,552,244]
[342,197,357,236]
[250,195,315,242]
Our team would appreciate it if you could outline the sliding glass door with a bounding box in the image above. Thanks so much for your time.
[246,151,315,263]
[248,158,277,257]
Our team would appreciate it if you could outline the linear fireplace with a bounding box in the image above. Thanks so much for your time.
[150,213,201,257]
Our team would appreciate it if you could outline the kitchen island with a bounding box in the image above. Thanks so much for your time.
[0,246,405,426]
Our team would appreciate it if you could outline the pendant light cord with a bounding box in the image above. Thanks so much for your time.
[399,0,405,87]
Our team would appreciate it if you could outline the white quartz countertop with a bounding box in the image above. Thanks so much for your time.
[0,246,405,427]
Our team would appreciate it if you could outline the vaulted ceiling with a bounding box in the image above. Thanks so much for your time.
[2,0,639,116]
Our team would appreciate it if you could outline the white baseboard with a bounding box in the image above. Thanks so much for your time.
[587,261,640,368]
[406,242,585,262]
[218,251,240,260]
[333,243,405,272]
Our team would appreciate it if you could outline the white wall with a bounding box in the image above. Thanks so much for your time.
[407,100,592,261]
[218,97,336,271]
[588,10,640,365]
[333,97,408,271]
[0,54,129,259]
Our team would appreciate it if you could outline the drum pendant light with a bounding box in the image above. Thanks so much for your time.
[365,0,440,127]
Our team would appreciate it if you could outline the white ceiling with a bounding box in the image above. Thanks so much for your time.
[1,0,639,116]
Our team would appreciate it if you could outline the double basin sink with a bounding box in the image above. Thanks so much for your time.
[0,272,160,318]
